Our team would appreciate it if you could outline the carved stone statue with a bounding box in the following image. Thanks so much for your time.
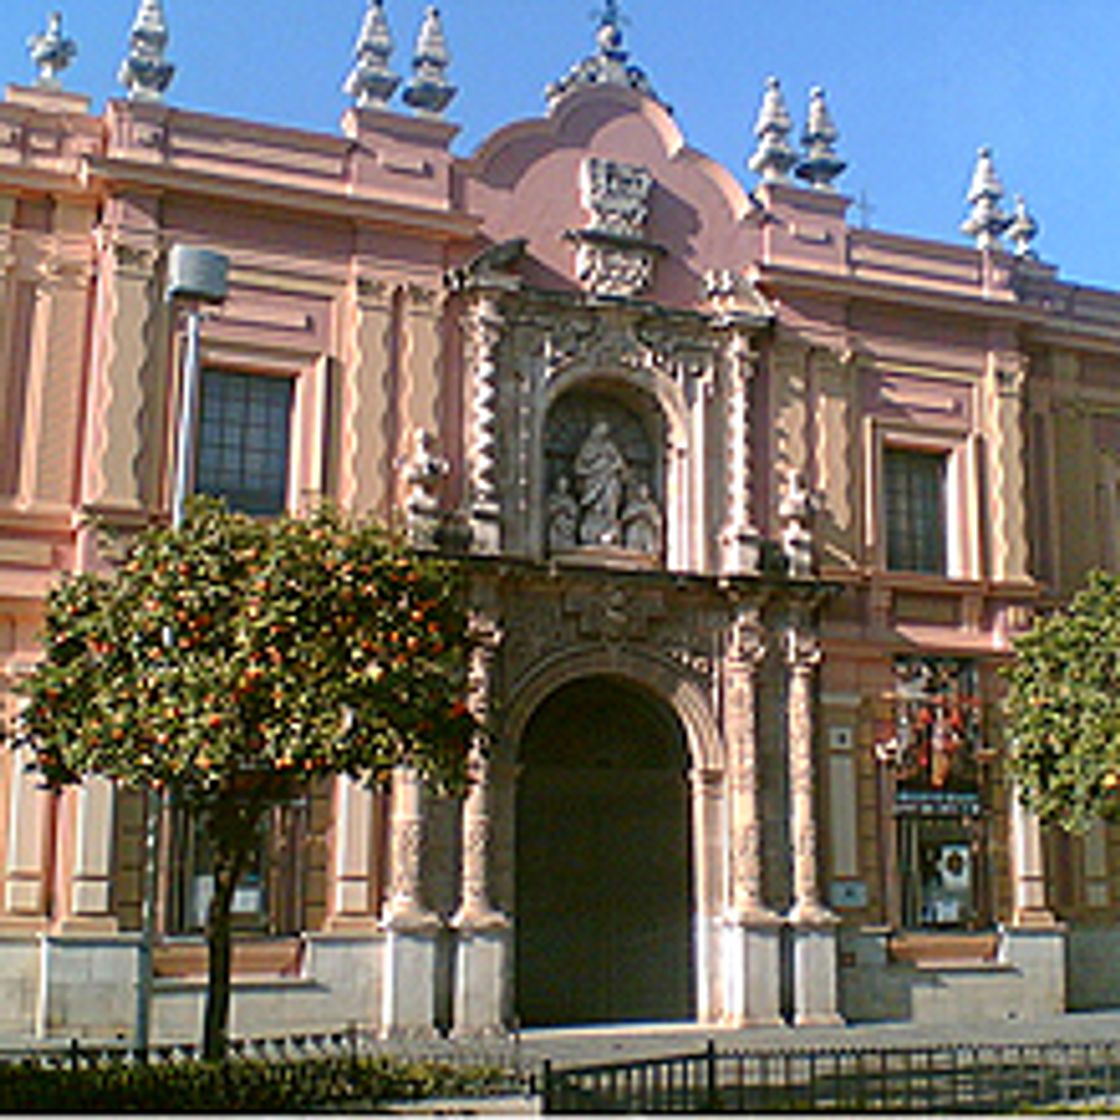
[546,476,579,552]
[779,467,814,577]
[622,481,663,554]
[406,428,449,520]
[574,420,626,546]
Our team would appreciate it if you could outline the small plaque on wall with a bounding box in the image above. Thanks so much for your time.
[830,880,868,909]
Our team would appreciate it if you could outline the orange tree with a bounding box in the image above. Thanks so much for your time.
[1003,569,1120,833]
[11,497,476,1059]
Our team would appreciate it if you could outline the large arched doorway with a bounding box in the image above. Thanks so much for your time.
[515,676,695,1026]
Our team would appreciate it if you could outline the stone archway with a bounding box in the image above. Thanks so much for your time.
[514,675,695,1026]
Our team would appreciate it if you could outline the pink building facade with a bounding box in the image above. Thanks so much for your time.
[0,4,1118,1039]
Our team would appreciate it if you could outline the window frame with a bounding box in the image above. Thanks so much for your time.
[867,420,980,580]
[193,368,295,517]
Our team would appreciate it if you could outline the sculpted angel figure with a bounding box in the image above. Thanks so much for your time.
[546,475,579,552]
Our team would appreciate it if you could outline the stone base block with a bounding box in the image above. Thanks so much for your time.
[381,926,440,1038]
[452,923,511,1036]
[791,922,842,1026]
[723,916,783,1026]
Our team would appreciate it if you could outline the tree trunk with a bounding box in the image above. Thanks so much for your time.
[202,840,248,1061]
[203,855,235,1060]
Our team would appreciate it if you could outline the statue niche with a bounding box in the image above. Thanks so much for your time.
[544,392,664,560]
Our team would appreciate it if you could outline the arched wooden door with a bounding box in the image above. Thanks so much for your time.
[515,676,694,1026]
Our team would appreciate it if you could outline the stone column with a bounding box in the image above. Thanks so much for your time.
[380,767,439,1037]
[722,606,782,1025]
[785,619,842,1025]
[451,606,510,1035]
[720,332,762,574]
[464,291,503,552]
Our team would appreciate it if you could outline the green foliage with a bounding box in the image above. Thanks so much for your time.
[14,497,476,806]
[1003,569,1120,832]
[0,1054,513,1113]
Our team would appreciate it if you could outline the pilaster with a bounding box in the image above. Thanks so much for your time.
[1009,785,1057,928]
[81,208,166,522]
[17,200,95,511]
[400,281,444,515]
[984,349,1029,583]
[340,275,396,519]
[327,775,380,929]
[58,777,117,932]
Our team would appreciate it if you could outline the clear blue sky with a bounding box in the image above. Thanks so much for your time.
[4,1,1118,290]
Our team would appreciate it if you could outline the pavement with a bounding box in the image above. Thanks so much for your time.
[509,1008,1120,1068]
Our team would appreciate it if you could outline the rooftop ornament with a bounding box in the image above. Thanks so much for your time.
[795,87,846,190]
[748,76,797,185]
[27,11,77,90]
[344,0,400,110]
[118,0,174,103]
[961,146,1011,251]
[545,0,660,110]
[1007,194,1040,259]
[402,6,456,118]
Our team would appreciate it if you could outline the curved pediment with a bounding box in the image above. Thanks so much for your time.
[458,85,762,311]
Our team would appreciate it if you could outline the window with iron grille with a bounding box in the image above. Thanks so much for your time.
[884,447,947,574]
[195,370,292,516]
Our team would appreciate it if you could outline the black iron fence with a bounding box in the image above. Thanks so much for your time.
[541,1038,1120,1113]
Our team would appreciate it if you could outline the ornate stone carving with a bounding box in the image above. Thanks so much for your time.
[582,157,653,238]
[725,607,770,917]
[785,623,831,924]
[545,2,660,109]
[464,293,503,551]
[344,0,401,110]
[779,468,815,577]
[574,244,656,299]
[547,415,664,558]
[405,428,449,545]
[28,12,77,90]
[569,156,660,298]
[118,0,174,103]
[563,585,664,643]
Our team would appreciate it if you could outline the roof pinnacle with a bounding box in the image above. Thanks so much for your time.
[961,146,1012,251]
[796,86,846,190]
[1007,194,1040,259]
[748,76,797,185]
[546,0,659,110]
[345,0,401,110]
[118,0,174,103]
[28,12,77,90]
[402,6,456,118]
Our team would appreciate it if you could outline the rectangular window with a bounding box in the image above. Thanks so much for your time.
[195,370,292,516]
[885,448,947,574]
[165,800,308,935]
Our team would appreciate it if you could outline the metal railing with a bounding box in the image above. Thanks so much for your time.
[541,1038,1120,1113]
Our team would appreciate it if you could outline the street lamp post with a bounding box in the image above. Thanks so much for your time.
[134,245,229,1056]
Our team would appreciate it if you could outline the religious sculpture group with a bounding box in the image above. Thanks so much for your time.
[547,420,663,555]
